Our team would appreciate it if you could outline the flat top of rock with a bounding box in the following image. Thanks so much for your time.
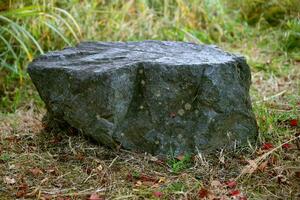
[30,41,243,72]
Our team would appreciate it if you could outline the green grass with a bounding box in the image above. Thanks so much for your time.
[0,0,299,199]
[167,154,193,173]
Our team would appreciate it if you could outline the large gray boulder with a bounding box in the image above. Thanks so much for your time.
[28,41,258,155]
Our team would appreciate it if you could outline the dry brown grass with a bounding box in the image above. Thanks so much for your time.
[0,78,299,199]
[1,44,299,199]
[1,0,299,199]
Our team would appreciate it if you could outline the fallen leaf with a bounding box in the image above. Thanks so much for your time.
[262,143,273,150]
[154,159,165,165]
[290,119,298,127]
[295,171,300,178]
[41,194,52,200]
[16,190,26,198]
[153,191,163,198]
[225,180,237,188]
[18,183,28,191]
[143,181,156,187]
[176,154,185,161]
[229,190,240,197]
[4,176,16,185]
[258,160,268,172]
[75,153,84,161]
[170,112,176,118]
[269,155,278,165]
[139,174,158,183]
[46,166,59,176]
[282,143,292,150]
[88,193,103,200]
[126,173,133,182]
[198,188,209,199]
[29,168,43,176]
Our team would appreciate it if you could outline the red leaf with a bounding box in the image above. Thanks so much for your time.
[41,194,52,200]
[262,143,273,150]
[295,171,300,178]
[170,112,176,118]
[16,190,26,198]
[87,193,103,200]
[198,188,209,198]
[153,191,163,198]
[139,174,158,183]
[290,119,298,127]
[16,183,28,197]
[126,173,133,182]
[225,180,237,188]
[282,143,292,150]
[229,190,240,197]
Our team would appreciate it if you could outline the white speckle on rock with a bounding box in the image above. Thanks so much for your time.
[121,132,124,137]
[159,102,162,105]
[178,109,185,116]
[139,105,144,109]
[184,103,192,110]
[141,80,145,85]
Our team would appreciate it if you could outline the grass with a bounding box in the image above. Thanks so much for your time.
[0,0,299,199]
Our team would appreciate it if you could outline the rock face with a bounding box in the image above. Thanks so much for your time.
[28,41,258,155]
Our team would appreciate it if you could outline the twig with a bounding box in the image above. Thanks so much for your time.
[69,137,77,155]
[255,90,287,104]
[55,172,71,182]
[114,195,137,199]
[82,173,97,184]
[45,187,106,197]
[99,156,119,184]
[235,135,300,180]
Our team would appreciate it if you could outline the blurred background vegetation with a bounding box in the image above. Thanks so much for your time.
[0,0,299,112]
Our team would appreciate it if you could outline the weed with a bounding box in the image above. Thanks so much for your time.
[167,181,186,192]
[0,0,299,199]
[0,153,10,162]
[167,154,193,173]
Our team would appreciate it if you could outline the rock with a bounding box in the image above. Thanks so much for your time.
[28,41,258,155]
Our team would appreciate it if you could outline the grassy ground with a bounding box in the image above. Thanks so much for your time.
[0,0,299,199]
